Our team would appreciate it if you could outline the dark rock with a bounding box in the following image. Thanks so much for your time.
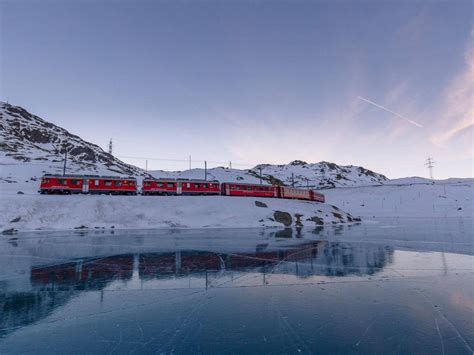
[255,201,268,208]
[458,207,462,210]
[273,211,292,226]
[74,225,88,229]
[17,191,24,194]
[9,216,21,223]
[332,212,343,219]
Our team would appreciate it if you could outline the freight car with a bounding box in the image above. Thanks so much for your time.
[39,175,137,195]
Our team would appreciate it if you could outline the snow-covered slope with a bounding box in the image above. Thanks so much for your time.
[0,101,143,184]
[149,160,387,188]
[324,178,473,218]
[0,194,356,233]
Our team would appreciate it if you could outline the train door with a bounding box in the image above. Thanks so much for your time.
[177,182,182,195]
[82,179,89,193]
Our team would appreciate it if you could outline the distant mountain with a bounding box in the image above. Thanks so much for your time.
[149,160,388,189]
[0,102,142,178]
[0,102,387,190]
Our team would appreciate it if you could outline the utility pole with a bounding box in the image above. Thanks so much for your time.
[145,160,148,174]
[204,161,207,181]
[425,157,435,179]
[189,155,192,170]
[108,138,113,155]
[229,161,232,169]
[62,142,68,176]
[259,167,262,184]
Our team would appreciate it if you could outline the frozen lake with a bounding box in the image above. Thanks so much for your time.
[1,218,473,353]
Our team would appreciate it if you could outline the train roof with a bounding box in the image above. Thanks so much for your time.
[143,178,219,183]
[222,181,274,187]
[42,174,136,180]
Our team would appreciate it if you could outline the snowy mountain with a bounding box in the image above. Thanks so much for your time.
[149,160,388,189]
[0,101,143,183]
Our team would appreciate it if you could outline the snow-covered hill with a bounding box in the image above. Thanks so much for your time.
[324,178,473,218]
[149,160,387,189]
[0,101,143,184]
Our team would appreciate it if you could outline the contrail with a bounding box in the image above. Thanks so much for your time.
[357,96,423,128]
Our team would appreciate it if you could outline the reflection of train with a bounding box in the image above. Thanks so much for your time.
[30,242,393,289]
[39,175,325,202]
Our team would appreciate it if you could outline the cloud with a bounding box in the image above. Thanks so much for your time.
[431,40,474,145]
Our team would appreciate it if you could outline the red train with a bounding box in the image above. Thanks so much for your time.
[39,175,325,202]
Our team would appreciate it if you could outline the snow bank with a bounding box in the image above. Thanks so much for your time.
[0,194,356,233]
[324,179,473,218]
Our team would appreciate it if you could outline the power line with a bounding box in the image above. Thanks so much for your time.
[115,155,253,167]
[425,157,435,179]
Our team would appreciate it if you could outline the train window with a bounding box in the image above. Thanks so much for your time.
[95,180,99,186]
[248,186,252,191]
[71,180,80,185]
[144,182,149,186]
[187,183,190,188]
[204,184,209,188]
[169,183,175,187]
[58,179,67,185]
[157,183,164,187]
[195,183,200,188]
[114,181,122,186]
[105,181,112,186]
[42,178,50,183]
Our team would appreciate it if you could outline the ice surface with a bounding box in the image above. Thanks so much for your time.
[0,219,472,353]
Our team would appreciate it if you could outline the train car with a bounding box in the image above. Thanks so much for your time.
[39,175,137,195]
[141,179,178,195]
[142,178,220,196]
[39,175,85,194]
[88,176,137,195]
[277,186,325,202]
[278,186,313,201]
[221,182,278,198]
[310,190,325,203]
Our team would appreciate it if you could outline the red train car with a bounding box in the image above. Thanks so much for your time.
[142,178,220,196]
[221,182,278,198]
[39,175,137,195]
[278,187,325,202]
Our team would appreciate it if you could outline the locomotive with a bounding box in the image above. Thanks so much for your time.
[39,175,325,202]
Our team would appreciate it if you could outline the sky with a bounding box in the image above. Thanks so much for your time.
[1,0,472,178]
